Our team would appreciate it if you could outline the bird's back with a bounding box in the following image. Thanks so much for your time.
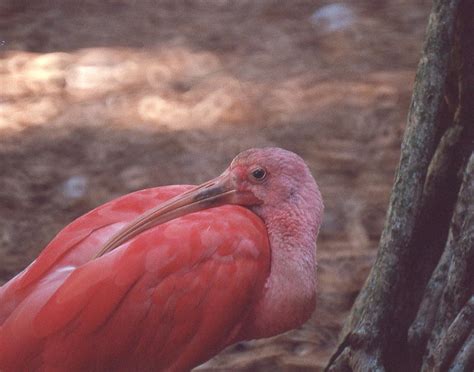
[0,186,270,371]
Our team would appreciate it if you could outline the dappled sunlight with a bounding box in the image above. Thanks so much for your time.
[138,87,237,129]
[0,97,60,129]
[138,94,189,127]
[0,46,261,131]
[0,44,413,134]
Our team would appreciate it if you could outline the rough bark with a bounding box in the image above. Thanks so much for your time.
[420,155,473,371]
[325,0,474,371]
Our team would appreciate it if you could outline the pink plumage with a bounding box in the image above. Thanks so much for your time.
[0,147,323,371]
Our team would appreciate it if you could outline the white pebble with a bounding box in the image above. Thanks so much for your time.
[310,3,354,33]
[62,175,88,199]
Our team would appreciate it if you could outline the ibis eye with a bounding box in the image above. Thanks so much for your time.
[250,167,267,181]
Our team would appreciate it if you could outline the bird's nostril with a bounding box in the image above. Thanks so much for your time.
[195,188,216,201]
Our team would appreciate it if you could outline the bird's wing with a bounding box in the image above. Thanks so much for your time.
[0,185,195,324]
[1,186,192,295]
[0,188,270,371]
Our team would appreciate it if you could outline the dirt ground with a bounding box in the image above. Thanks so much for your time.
[0,0,432,370]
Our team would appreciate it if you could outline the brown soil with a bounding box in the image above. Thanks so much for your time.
[0,1,431,370]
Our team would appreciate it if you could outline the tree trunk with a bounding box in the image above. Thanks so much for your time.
[325,0,474,371]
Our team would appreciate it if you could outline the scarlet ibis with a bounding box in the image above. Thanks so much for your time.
[0,147,323,371]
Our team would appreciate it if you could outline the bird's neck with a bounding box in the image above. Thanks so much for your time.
[242,195,322,339]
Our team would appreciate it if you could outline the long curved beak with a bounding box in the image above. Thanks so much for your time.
[94,170,260,259]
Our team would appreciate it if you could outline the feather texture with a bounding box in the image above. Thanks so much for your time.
[0,186,270,371]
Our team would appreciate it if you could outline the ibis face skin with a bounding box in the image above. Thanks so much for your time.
[0,147,323,371]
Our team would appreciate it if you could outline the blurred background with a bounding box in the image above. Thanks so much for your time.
[0,0,432,370]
